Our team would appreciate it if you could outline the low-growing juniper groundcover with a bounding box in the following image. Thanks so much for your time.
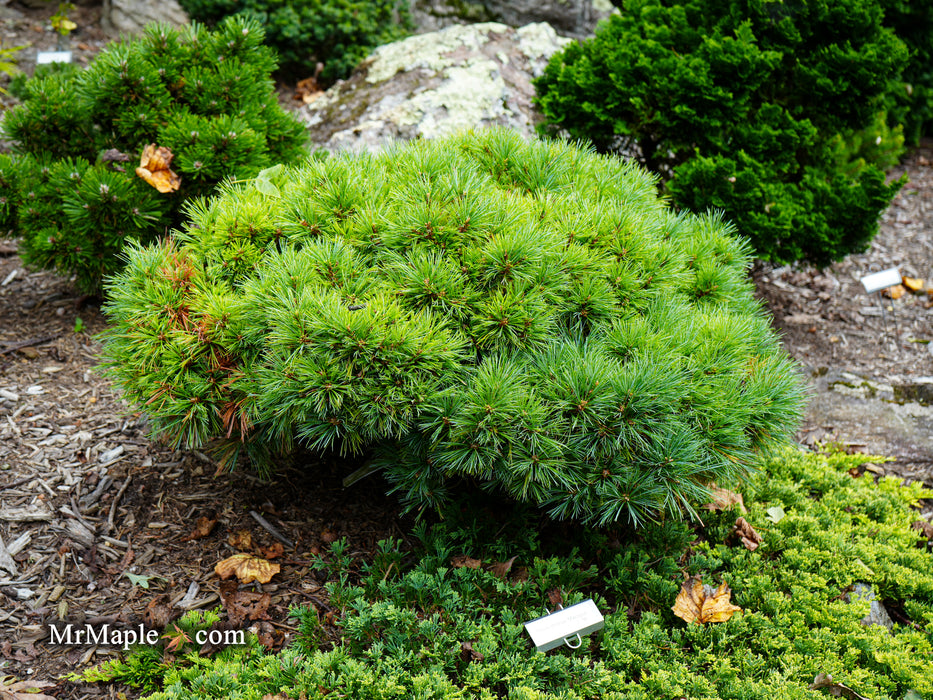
[101,130,805,526]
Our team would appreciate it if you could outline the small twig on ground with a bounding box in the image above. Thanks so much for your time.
[249,510,294,549]
[0,333,64,356]
[0,476,35,491]
[107,474,133,533]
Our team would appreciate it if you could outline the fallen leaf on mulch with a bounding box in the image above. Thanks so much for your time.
[260,542,285,559]
[731,517,763,551]
[901,276,923,293]
[883,284,905,300]
[142,596,174,629]
[672,576,742,624]
[809,672,869,700]
[219,579,271,626]
[321,529,338,544]
[0,677,57,700]
[180,515,217,542]
[0,642,37,664]
[227,530,253,551]
[702,486,747,514]
[215,553,279,584]
[451,555,482,569]
[136,143,181,193]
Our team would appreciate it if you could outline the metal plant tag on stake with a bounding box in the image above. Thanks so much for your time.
[523,599,604,652]
[860,267,901,342]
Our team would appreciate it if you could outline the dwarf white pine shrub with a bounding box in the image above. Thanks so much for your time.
[101,130,805,526]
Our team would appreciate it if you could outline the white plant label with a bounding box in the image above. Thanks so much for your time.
[860,268,901,294]
[36,51,73,65]
[523,599,604,652]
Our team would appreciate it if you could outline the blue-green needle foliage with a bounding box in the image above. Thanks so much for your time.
[82,450,933,699]
[534,0,909,266]
[101,129,805,527]
[0,17,307,294]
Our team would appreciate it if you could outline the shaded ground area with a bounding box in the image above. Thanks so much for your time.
[756,142,933,482]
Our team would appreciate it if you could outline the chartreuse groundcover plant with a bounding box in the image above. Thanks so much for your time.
[0,17,307,293]
[533,0,909,266]
[80,449,933,699]
[101,129,804,527]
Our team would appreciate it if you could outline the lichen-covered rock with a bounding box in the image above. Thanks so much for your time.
[410,0,615,38]
[299,22,570,153]
[102,0,188,35]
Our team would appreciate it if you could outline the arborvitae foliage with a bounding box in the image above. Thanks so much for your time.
[533,0,908,266]
[0,17,307,293]
[101,129,805,527]
[176,0,412,83]
[882,0,933,144]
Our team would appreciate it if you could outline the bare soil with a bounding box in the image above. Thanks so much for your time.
[0,3,931,697]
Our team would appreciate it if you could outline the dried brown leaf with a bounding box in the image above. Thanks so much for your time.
[911,520,933,539]
[142,596,174,629]
[732,517,763,552]
[259,542,285,560]
[672,576,742,624]
[227,530,253,551]
[135,143,181,193]
[809,673,870,700]
[702,486,747,514]
[215,553,279,584]
[219,579,272,626]
[902,276,923,293]
[488,555,518,579]
[0,677,57,700]
[321,529,338,544]
[180,515,217,542]
[459,640,484,663]
[450,555,482,569]
[883,284,906,300]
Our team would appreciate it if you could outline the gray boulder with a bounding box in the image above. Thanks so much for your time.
[102,0,188,35]
[299,22,570,153]
[411,0,616,38]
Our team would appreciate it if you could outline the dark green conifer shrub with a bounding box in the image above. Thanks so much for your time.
[0,17,308,293]
[882,0,933,144]
[176,0,412,83]
[533,0,908,266]
[101,129,805,526]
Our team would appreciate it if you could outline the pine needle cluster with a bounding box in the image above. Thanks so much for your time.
[0,17,307,293]
[101,129,805,527]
